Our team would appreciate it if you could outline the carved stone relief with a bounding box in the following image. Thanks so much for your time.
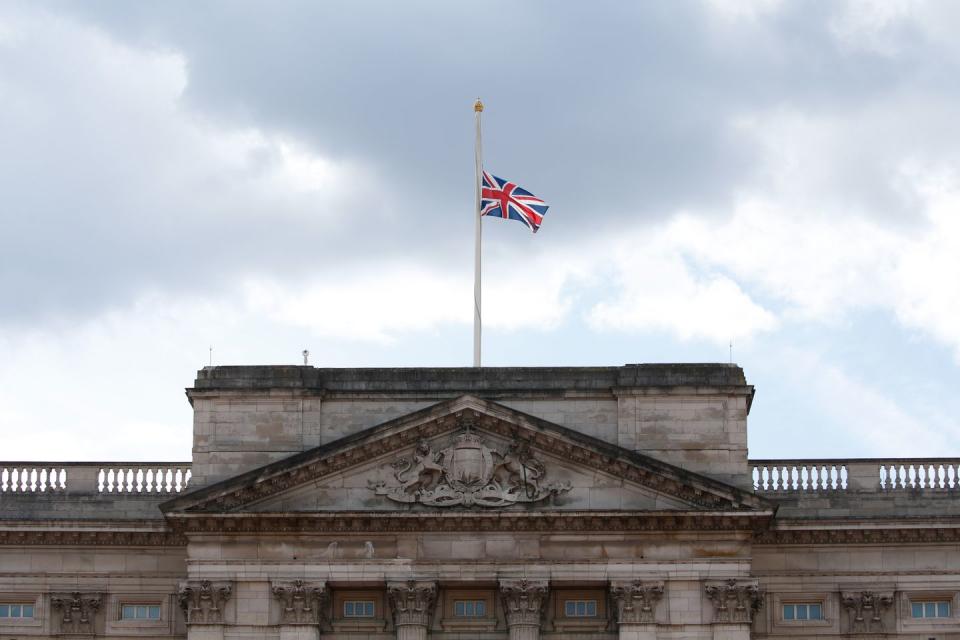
[50,592,101,635]
[177,580,233,625]
[841,591,893,633]
[271,580,327,625]
[704,579,763,624]
[386,580,437,627]
[610,580,664,624]
[499,579,549,627]
[370,430,571,507]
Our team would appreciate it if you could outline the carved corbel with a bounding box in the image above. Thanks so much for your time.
[386,580,437,627]
[271,579,328,625]
[610,580,664,624]
[704,579,763,624]
[177,580,233,625]
[50,592,102,635]
[499,579,549,628]
[841,591,893,633]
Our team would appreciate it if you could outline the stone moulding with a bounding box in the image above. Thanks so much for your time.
[177,580,233,625]
[166,510,768,534]
[499,578,549,627]
[386,580,438,627]
[841,590,893,633]
[271,580,327,625]
[610,580,664,624]
[704,579,763,624]
[50,591,102,635]
[0,529,185,546]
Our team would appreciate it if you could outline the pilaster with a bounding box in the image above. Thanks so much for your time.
[272,580,327,640]
[499,579,549,640]
[387,580,437,640]
[610,580,664,640]
[704,579,762,640]
[178,580,233,640]
[50,592,102,637]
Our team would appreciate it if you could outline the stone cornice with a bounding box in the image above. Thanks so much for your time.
[755,526,960,545]
[0,527,185,546]
[163,400,768,514]
[165,510,770,535]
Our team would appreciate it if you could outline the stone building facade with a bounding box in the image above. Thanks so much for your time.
[1,364,958,639]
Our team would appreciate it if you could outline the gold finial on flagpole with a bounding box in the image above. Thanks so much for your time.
[474,98,484,112]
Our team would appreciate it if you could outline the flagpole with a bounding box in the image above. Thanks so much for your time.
[473,98,484,367]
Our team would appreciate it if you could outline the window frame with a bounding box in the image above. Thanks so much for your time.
[901,592,958,628]
[331,589,386,633]
[441,589,496,632]
[0,595,42,629]
[552,588,607,632]
[782,602,824,622]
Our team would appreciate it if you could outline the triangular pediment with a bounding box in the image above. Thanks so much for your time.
[162,396,772,517]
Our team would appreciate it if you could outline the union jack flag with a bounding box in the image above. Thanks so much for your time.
[481,171,549,233]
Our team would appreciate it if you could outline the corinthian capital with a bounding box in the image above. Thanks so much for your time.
[271,579,328,625]
[177,580,233,625]
[499,579,549,627]
[387,580,437,627]
[50,592,102,635]
[704,579,763,624]
[610,580,664,624]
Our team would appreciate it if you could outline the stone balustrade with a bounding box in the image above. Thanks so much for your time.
[751,458,960,492]
[0,462,191,494]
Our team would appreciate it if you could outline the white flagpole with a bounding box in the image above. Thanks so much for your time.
[473,98,484,367]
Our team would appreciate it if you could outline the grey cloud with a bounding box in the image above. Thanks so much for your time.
[4,0,960,323]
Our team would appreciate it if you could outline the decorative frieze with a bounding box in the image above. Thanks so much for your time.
[50,592,101,635]
[841,591,893,633]
[704,579,763,624]
[499,579,549,628]
[177,580,233,625]
[386,580,437,627]
[610,580,664,624]
[271,580,327,625]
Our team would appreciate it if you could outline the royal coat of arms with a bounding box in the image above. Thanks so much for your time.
[370,432,570,507]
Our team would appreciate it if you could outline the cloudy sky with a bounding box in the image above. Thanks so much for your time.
[2,0,959,462]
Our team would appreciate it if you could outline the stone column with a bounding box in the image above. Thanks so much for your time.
[387,580,437,640]
[178,580,233,640]
[499,579,549,640]
[610,580,663,640]
[704,579,762,640]
[272,580,328,640]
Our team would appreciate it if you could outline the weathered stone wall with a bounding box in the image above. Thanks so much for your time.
[188,365,753,488]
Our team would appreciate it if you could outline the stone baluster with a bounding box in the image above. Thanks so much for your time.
[704,579,762,640]
[610,580,663,640]
[499,579,549,640]
[272,580,328,640]
[387,580,437,640]
[178,580,233,640]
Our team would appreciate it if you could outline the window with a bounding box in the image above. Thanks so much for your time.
[0,604,34,619]
[343,600,375,618]
[911,601,950,619]
[564,600,597,617]
[454,599,486,617]
[783,603,823,621]
[120,604,160,620]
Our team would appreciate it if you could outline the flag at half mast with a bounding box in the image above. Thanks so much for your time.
[480,171,550,233]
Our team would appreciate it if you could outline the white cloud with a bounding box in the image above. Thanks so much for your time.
[586,235,777,342]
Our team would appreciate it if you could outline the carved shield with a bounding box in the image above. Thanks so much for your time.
[443,434,493,490]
